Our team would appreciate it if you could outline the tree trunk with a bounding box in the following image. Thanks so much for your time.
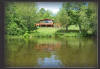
[78,24,82,33]
[66,24,69,32]
[28,16,31,32]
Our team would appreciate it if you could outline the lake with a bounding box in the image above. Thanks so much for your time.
[5,37,97,68]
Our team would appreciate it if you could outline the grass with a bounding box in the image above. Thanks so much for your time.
[29,25,81,37]
[68,25,79,31]
[30,26,81,37]
[6,35,23,39]
[55,25,80,37]
[30,27,60,37]
[6,25,94,38]
[55,32,81,38]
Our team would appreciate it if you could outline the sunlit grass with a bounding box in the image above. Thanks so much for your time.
[68,25,79,30]
[31,27,60,37]
[6,25,94,38]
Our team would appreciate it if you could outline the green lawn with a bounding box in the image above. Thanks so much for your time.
[7,25,92,38]
[30,27,60,37]
[30,25,80,37]
[68,25,79,30]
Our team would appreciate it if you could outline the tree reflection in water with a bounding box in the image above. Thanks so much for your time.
[5,37,97,67]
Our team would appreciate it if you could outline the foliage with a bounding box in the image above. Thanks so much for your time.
[55,8,69,27]
[5,2,97,37]
[23,31,30,38]
[5,2,38,35]
[37,8,54,20]
[55,2,97,36]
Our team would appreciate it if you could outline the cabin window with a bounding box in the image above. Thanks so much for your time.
[40,20,53,23]
[44,20,53,23]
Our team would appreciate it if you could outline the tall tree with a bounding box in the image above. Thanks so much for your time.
[87,2,97,35]
[38,9,54,20]
[5,2,38,35]
[37,8,46,20]
[55,8,69,30]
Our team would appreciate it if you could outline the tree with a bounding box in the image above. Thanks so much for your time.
[5,2,38,35]
[87,2,97,36]
[78,6,89,34]
[62,2,97,35]
[55,8,69,31]
[38,9,54,20]
[62,2,88,32]
[37,8,47,20]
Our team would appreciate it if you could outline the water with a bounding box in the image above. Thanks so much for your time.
[5,37,97,68]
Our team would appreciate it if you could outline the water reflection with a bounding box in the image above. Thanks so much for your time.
[5,37,97,67]
[37,55,63,68]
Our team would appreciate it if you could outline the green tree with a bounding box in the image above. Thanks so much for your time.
[37,8,47,20]
[87,2,97,36]
[62,2,97,36]
[38,9,54,20]
[55,8,69,31]
[61,2,87,32]
[5,2,38,35]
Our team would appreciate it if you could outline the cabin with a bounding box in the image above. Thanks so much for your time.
[35,19,54,27]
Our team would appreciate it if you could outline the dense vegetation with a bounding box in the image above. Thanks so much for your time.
[5,2,97,37]
[55,2,97,36]
[5,2,54,36]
